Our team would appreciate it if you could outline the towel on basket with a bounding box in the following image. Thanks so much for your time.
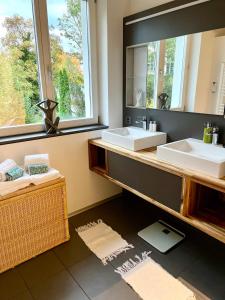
[24,154,50,170]
[0,168,61,197]
[0,159,17,182]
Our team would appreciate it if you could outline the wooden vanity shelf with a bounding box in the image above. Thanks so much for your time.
[186,180,225,229]
[88,142,108,175]
[88,138,225,243]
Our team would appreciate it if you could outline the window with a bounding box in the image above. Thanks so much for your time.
[146,36,187,110]
[146,41,159,108]
[0,0,97,136]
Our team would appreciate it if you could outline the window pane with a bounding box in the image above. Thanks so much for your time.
[46,0,89,120]
[146,42,158,108]
[162,36,186,109]
[162,38,176,103]
[0,0,42,127]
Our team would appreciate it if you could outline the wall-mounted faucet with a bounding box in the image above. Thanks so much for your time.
[135,116,147,130]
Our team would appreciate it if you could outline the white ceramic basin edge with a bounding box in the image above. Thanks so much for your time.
[157,138,225,178]
[102,127,167,151]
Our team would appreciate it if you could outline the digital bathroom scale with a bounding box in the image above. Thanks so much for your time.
[138,220,185,253]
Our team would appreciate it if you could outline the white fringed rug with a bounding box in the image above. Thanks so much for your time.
[76,220,196,300]
[75,219,134,265]
[115,251,196,300]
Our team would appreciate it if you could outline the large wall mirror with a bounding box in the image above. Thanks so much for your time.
[126,27,225,115]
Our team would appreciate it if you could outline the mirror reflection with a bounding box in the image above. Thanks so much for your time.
[126,28,225,115]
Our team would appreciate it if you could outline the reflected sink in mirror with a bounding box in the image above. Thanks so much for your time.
[102,127,167,151]
[157,138,225,178]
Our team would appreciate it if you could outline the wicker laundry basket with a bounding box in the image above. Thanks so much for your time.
[0,177,70,273]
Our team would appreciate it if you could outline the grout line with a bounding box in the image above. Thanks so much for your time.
[53,246,92,300]
[15,268,36,300]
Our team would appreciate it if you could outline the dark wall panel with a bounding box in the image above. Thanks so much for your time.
[124,0,225,46]
[124,108,225,144]
[108,151,182,212]
[123,0,225,144]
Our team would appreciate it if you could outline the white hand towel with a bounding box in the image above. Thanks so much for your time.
[0,175,32,196]
[24,154,50,170]
[0,159,17,182]
[31,168,61,185]
[0,169,61,197]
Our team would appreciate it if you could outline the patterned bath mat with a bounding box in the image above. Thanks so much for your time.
[115,251,196,300]
[75,219,134,265]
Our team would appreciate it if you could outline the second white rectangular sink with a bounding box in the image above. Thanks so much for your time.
[157,138,225,178]
[102,127,167,151]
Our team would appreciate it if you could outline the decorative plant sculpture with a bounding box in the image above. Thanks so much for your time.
[37,99,61,134]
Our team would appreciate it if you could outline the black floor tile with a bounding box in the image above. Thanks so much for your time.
[93,281,141,300]
[29,270,89,300]
[18,251,65,288]
[69,255,121,299]
[53,231,92,267]
[179,253,225,300]
[0,269,29,299]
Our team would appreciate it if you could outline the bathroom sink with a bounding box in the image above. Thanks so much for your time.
[157,138,225,178]
[101,127,167,151]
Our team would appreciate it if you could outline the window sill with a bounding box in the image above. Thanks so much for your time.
[0,124,108,146]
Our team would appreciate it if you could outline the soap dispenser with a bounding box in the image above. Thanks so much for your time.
[212,126,219,145]
[203,122,213,144]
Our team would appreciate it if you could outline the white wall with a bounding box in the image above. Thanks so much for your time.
[0,131,121,214]
[97,0,130,128]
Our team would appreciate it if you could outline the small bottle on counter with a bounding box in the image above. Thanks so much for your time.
[203,122,213,144]
[149,121,157,132]
[212,126,219,145]
[149,121,153,132]
[152,121,157,132]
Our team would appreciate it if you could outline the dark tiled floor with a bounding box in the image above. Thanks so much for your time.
[1,193,225,299]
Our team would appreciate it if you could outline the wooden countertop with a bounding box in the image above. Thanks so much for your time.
[89,138,225,190]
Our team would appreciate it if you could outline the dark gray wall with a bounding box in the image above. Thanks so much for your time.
[123,0,225,144]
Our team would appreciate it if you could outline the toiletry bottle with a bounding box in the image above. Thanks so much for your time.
[149,121,153,132]
[152,121,157,132]
[212,126,219,145]
[142,116,147,130]
[203,122,213,144]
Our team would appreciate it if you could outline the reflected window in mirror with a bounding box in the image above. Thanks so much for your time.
[126,27,225,116]
[146,36,187,111]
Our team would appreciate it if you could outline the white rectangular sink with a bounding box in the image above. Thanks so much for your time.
[157,138,225,178]
[102,127,167,151]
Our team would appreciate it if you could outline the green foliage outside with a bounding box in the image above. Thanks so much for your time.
[0,0,85,127]
[163,38,176,104]
[146,42,157,109]
[146,38,176,109]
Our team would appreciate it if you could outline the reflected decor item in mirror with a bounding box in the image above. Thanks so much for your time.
[37,99,61,135]
[158,93,170,110]
[126,27,225,116]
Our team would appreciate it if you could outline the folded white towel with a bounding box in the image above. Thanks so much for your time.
[24,154,50,170]
[0,175,32,196]
[31,168,61,185]
[0,159,17,182]
[0,168,61,197]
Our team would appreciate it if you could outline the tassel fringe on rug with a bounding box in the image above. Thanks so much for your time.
[76,220,196,300]
[76,219,134,265]
[116,251,196,300]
